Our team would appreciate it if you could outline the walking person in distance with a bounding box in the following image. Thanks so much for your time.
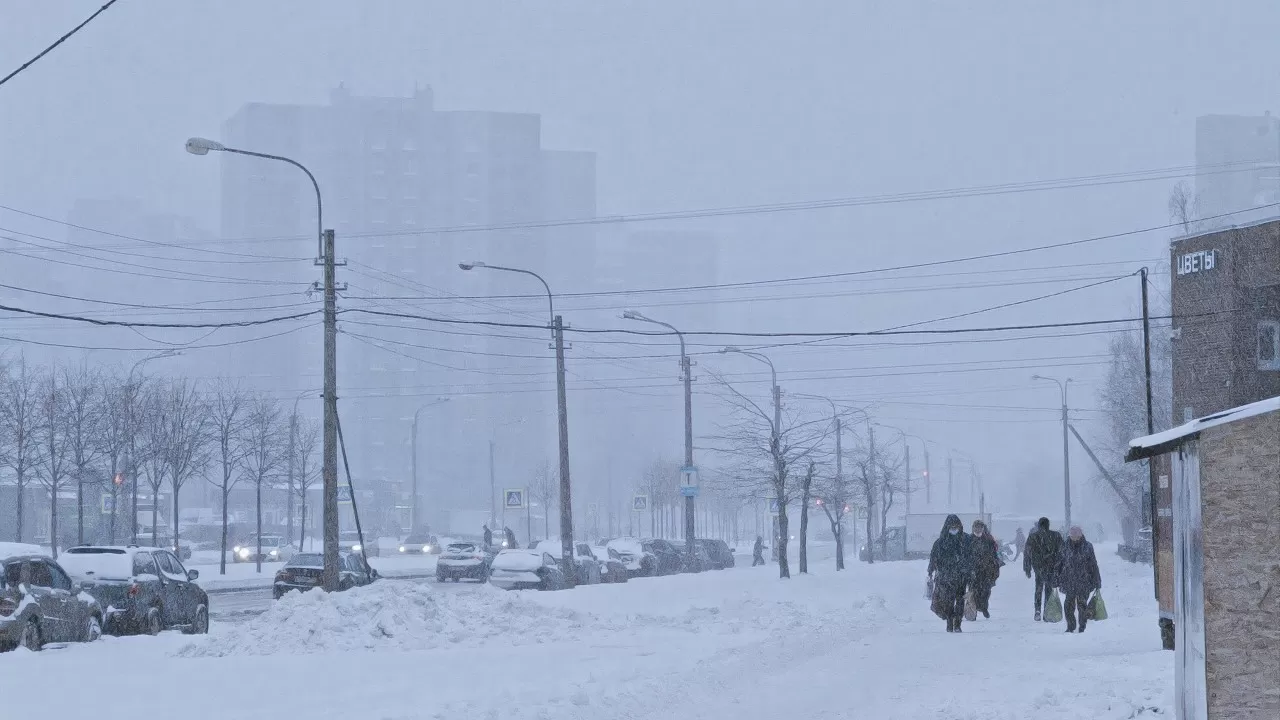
[1056,525,1102,633]
[970,519,1001,619]
[752,535,766,566]
[1023,517,1063,621]
[928,514,973,633]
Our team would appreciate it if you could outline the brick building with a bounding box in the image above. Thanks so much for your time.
[1171,216,1280,422]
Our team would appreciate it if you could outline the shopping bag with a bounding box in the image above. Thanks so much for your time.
[925,577,935,600]
[1044,589,1063,623]
[1088,591,1108,621]
[963,589,978,621]
[930,582,950,620]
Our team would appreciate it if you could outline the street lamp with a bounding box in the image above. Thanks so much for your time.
[719,347,781,434]
[623,310,696,557]
[1033,375,1073,528]
[873,423,932,514]
[185,136,343,592]
[122,350,180,544]
[459,261,575,586]
[410,397,449,531]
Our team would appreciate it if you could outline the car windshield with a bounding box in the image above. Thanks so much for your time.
[339,532,363,542]
[445,543,477,554]
[403,534,432,544]
[286,554,324,569]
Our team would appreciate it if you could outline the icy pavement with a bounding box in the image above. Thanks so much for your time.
[0,543,1171,720]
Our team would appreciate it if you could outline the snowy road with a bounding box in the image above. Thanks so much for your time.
[2,543,1171,719]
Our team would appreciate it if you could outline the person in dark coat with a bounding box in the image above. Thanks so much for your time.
[752,536,766,566]
[1055,525,1102,633]
[1023,517,1064,621]
[1013,527,1026,561]
[928,514,973,632]
[970,519,1001,618]
[504,526,517,549]
[483,525,493,549]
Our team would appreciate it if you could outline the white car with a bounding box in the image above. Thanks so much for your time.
[531,540,601,585]
[606,537,657,578]
[339,531,380,557]
[489,549,567,591]
[232,535,294,564]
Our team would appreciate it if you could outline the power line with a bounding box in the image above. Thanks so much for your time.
[0,302,319,329]
[0,281,315,314]
[0,0,122,88]
[0,321,318,352]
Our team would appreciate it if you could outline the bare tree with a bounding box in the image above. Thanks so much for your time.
[798,461,816,573]
[290,417,321,550]
[154,379,211,556]
[847,427,904,564]
[705,375,831,579]
[34,367,70,557]
[0,356,40,542]
[61,363,104,545]
[528,459,556,540]
[1168,180,1200,234]
[206,379,252,574]
[238,394,287,573]
[96,370,151,543]
[137,388,168,548]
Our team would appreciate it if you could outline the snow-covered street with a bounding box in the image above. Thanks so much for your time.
[1,544,1171,720]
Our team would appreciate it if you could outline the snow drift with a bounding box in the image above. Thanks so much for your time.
[177,581,594,657]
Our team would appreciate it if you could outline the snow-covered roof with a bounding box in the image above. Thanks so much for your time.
[1126,395,1280,461]
[1170,212,1280,244]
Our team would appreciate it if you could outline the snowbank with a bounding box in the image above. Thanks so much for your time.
[177,580,593,657]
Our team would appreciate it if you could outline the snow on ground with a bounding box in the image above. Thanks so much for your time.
[191,552,439,592]
[1,542,1171,720]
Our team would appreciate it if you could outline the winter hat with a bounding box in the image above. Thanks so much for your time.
[1038,517,1050,530]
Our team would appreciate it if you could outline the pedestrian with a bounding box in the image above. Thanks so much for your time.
[927,514,973,633]
[970,519,1001,619]
[1055,525,1102,633]
[483,525,493,549]
[504,526,517,549]
[752,535,766,566]
[1023,517,1064,621]
[1013,527,1025,561]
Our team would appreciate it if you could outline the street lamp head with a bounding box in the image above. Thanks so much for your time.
[621,310,642,321]
[185,137,225,156]
[720,346,741,354]
[458,261,486,271]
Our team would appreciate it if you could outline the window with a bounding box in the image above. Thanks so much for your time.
[165,552,188,579]
[47,564,72,591]
[1258,321,1280,370]
[28,561,53,588]
[4,562,24,586]
[133,553,159,577]
[155,552,181,578]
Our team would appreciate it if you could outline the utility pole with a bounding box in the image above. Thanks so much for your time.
[904,443,911,516]
[286,407,297,547]
[489,439,496,526]
[923,445,932,507]
[947,455,953,506]
[682,349,694,552]
[321,228,341,592]
[553,314,575,587]
[1140,268,1157,527]
[1060,389,1072,529]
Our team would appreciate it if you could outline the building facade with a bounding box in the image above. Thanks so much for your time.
[1170,216,1280,422]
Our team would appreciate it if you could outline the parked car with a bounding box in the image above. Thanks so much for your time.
[695,539,735,569]
[232,534,295,564]
[642,539,684,575]
[489,549,567,591]
[680,541,715,573]
[606,538,657,578]
[1,551,104,651]
[591,544,629,584]
[59,545,209,636]
[531,540,601,585]
[273,552,379,599]
[398,532,440,555]
[339,530,379,557]
[436,542,492,582]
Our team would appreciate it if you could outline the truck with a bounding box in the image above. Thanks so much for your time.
[860,512,993,562]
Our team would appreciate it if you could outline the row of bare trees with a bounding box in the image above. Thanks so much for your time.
[705,373,905,579]
[0,356,319,573]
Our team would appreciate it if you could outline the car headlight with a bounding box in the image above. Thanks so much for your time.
[399,546,406,553]
[233,545,241,553]
[237,548,250,559]
[269,549,278,556]
[352,544,362,552]
[423,545,431,553]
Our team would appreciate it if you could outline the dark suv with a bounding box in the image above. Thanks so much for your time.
[273,551,379,599]
[695,539,735,569]
[59,546,209,636]
[641,539,684,576]
[1,552,104,651]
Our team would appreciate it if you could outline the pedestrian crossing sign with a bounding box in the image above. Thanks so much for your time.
[505,489,526,509]
[632,494,649,512]
[337,486,353,503]
[767,497,779,514]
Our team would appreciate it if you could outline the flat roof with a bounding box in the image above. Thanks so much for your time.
[1171,213,1280,245]
[1126,394,1280,461]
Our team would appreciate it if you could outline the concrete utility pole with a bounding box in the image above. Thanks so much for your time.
[1034,374,1073,528]
[947,455,953,506]
[489,439,497,526]
[460,262,575,587]
[410,398,448,531]
[184,137,342,590]
[623,311,696,558]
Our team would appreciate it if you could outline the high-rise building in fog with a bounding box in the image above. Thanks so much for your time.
[218,85,595,532]
[1195,113,1280,221]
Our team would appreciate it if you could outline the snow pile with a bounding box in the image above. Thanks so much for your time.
[177,581,598,657]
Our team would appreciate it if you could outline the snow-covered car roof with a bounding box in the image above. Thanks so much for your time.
[606,538,645,555]
[443,542,481,554]
[59,546,142,580]
[0,542,49,561]
[491,549,546,571]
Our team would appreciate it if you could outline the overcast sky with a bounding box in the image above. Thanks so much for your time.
[3,1,1277,526]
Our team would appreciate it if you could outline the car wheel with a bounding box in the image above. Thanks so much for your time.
[20,619,42,651]
[82,614,103,643]
[186,606,209,635]
[144,607,162,636]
